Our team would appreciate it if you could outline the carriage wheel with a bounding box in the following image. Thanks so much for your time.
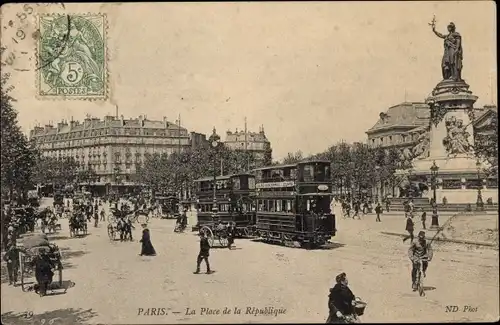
[200,226,214,247]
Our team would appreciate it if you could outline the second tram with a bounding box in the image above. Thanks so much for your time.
[253,160,336,248]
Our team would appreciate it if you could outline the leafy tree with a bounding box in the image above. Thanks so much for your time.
[262,142,273,166]
[475,114,498,176]
[31,156,80,188]
[282,150,304,164]
[1,51,38,201]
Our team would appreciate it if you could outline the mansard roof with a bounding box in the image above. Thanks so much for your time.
[366,102,430,134]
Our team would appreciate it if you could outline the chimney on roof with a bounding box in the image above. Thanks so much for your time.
[120,115,124,126]
[163,116,168,128]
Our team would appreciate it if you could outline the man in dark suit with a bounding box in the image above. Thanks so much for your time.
[194,232,211,274]
[34,248,54,297]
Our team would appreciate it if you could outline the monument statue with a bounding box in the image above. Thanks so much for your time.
[442,116,471,155]
[429,16,463,81]
[413,128,430,159]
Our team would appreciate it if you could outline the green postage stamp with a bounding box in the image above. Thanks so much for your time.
[37,14,108,100]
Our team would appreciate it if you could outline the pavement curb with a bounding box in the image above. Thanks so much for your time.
[380,231,498,248]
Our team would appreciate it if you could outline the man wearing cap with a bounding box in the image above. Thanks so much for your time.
[408,231,431,291]
[3,244,21,285]
[34,248,54,297]
[194,232,212,274]
[327,272,358,323]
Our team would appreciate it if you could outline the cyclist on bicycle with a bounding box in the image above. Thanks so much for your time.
[408,230,432,291]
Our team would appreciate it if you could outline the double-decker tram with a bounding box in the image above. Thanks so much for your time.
[253,160,336,248]
[193,173,256,238]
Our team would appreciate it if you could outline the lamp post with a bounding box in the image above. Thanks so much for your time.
[476,159,484,211]
[407,167,414,199]
[211,138,220,221]
[430,161,440,229]
[374,165,381,204]
[113,166,120,195]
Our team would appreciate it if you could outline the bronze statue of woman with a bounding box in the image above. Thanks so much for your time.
[431,20,463,81]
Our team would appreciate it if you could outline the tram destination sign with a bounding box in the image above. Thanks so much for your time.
[256,181,295,189]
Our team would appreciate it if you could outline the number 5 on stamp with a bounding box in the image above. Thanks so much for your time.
[36,13,108,100]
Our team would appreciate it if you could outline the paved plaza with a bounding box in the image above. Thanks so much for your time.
[1,199,499,324]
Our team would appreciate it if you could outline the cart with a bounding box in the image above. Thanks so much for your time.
[17,233,63,292]
[155,195,179,219]
[107,222,118,241]
[199,223,229,247]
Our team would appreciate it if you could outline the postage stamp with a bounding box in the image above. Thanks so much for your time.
[36,13,108,100]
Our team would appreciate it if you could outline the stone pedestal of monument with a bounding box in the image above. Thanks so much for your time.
[410,79,494,204]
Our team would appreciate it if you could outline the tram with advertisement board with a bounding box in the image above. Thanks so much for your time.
[193,173,256,244]
[253,160,336,249]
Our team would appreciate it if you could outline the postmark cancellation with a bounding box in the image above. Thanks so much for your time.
[36,13,108,100]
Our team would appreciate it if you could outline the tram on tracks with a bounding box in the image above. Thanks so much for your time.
[252,160,336,249]
[193,173,256,241]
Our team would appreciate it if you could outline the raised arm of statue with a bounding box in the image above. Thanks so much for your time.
[432,27,446,39]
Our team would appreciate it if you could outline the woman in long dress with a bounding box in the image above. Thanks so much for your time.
[139,224,156,256]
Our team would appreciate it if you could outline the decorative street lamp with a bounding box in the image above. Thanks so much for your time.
[211,137,220,220]
[374,165,381,204]
[476,159,484,211]
[430,161,440,229]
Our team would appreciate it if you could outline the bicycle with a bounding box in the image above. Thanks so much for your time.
[414,259,426,296]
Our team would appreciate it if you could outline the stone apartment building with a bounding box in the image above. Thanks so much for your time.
[29,115,195,194]
[223,125,271,168]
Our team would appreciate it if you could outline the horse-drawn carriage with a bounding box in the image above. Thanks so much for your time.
[17,233,63,292]
[155,195,179,219]
[39,208,62,234]
[199,221,232,247]
[69,213,87,237]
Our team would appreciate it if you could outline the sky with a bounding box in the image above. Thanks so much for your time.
[1,1,497,160]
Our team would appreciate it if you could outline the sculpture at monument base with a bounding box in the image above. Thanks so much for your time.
[442,116,472,155]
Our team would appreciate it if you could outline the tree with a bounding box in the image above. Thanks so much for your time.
[1,48,38,201]
[282,150,304,164]
[475,114,498,177]
[262,142,272,166]
[350,142,374,197]
[31,156,80,188]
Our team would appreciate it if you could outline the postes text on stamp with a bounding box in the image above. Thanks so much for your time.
[37,14,107,100]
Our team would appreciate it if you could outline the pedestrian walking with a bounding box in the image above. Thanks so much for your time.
[34,248,54,297]
[100,209,106,222]
[375,203,382,222]
[139,223,156,256]
[403,215,414,243]
[420,209,427,230]
[227,222,235,250]
[353,202,360,219]
[362,201,368,215]
[3,244,20,285]
[385,197,391,212]
[194,231,212,274]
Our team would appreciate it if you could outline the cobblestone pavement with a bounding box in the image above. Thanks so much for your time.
[1,200,498,324]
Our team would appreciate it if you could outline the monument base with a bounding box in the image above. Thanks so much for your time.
[410,155,497,204]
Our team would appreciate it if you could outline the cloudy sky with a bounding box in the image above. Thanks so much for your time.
[1,1,497,160]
